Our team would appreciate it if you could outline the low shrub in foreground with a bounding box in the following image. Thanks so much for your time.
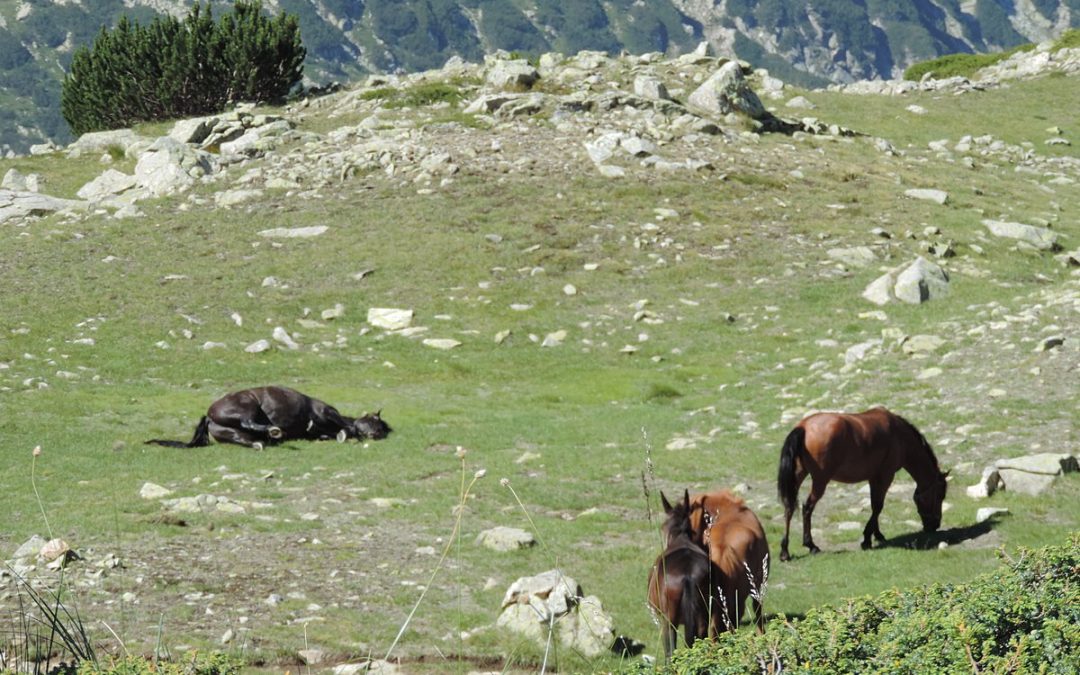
[74,652,241,675]
[633,535,1078,674]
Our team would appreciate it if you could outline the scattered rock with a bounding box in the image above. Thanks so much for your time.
[904,188,948,205]
[476,526,535,552]
[272,326,300,350]
[901,334,945,355]
[827,246,876,267]
[541,330,567,347]
[298,649,326,666]
[367,308,413,331]
[422,338,461,350]
[866,257,950,305]
[966,467,1003,499]
[245,339,272,354]
[497,570,615,658]
[0,189,86,225]
[982,220,1059,250]
[13,535,47,560]
[976,507,1009,524]
[139,482,173,499]
[258,226,328,239]
[687,61,765,119]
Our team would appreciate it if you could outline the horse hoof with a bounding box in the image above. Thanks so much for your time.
[861,540,873,550]
[268,426,283,439]
[252,442,264,451]
[336,429,347,443]
[808,546,822,555]
[779,551,790,562]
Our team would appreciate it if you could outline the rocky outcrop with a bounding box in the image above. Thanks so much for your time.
[863,257,950,305]
[0,189,85,224]
[497,570,616,658]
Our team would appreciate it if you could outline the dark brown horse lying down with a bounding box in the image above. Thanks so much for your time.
[146,386,391,450]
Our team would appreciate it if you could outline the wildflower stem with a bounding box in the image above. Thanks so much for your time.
[31,450,53,540]
[384,457,484,662]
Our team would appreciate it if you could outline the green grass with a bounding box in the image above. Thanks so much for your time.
[0,64,1078,672]
[903,44,1036,81]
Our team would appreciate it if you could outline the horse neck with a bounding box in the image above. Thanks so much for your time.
[899,428,939,486]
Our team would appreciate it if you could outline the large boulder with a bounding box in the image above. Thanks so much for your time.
[497,570,616,658]
[169,116,217,145]
[134,137,216,197]
[485,59,540,90]
[476,526,535,552]
[864,257,950,305]
[77,169,138,202]
[0,189,86,225]
[971,453,1078,497]
[687,61,766,119]
[982,219,1060,250]
[219,120,294,157]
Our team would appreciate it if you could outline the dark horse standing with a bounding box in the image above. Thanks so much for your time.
[146,386,391,450]
[647,490,715,662]
[777,407,948,561]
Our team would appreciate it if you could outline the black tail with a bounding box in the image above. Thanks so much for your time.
[778,426,805,512]
[681,574,698,649]
[145,416,211,448]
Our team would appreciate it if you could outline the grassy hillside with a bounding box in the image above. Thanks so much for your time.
[0,60,1078,672]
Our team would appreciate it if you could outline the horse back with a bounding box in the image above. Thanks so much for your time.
[798,407,906,481]
[648,544,711,616]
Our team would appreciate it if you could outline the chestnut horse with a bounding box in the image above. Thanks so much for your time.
[777,407,948,561]
[689,490,769,634]
[647,490,715,661]
[146,386,391,450]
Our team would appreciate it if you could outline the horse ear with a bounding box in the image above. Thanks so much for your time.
[376,409,382,418]
[682,489,691,510]
[660,491,673,514]
[943,469,951,480]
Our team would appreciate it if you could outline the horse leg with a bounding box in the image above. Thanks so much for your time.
[752,597,765,633]
[660,617,675,662]
[211,408,281,443]
[208,422,268,450]
[802,479,826,554]
[863,475,893,549]
[779,470,807,562]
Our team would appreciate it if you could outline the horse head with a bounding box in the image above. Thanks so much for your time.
[659,489,695,546]
[913,469,949,532]
[351,410,392,440]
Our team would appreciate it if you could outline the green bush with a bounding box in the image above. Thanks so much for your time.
[903,43,1035,81]
[61,1,304,136]
[75,652,242,675]
[637,536,1080,674]
[1054,28,1080,51]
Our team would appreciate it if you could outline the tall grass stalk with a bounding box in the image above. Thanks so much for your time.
[30,446,53,540]
[383,448,486,662]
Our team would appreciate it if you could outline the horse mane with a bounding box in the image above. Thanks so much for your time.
[892,412,940,472]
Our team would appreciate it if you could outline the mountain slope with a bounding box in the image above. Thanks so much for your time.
[1,0,1077,154]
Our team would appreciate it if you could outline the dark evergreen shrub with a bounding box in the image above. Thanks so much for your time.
[61,1,304,136]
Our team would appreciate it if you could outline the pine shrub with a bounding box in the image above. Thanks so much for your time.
[634,535,1079,674]
[61,1,304,136]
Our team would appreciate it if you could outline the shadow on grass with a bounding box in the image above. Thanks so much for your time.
[880,518,996,550]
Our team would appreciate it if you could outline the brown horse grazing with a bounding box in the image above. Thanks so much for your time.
[647,490,715,662]
[777,407,948,561]
[689,490,770,634]
[146,386,392,450]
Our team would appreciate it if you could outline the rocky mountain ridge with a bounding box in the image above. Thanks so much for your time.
[2,0,1078,154]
